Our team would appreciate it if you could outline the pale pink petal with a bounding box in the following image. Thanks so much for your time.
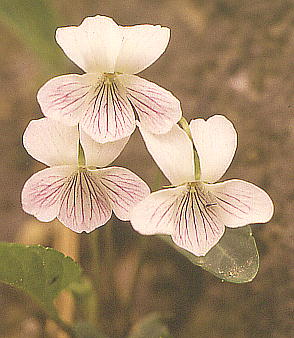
[58,169,112,233]
[131,184,225,256]
[21,166,76,222]
[96,167,150,221]
[138,123,194,185]
[190,115,237,183]
[23,118,78,166]
[56,15,122,73]
[130,185,187,235]
[80,77,136,143]
[37,74,94,126]
[208,179,274,228]
[172,184,225,256]
[80,131,129,167]
[119,74,182,134]
[115,24,170,74]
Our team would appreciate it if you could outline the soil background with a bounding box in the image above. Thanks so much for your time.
[0,0,293,337]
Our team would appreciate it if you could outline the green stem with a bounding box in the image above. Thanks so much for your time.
[103,222,122,336]
[78,141,86,167]
[178,117,193,140]
[178,117,201,180]
[105,223,115,291]
[77,126,86,167]
[89,230,101,326]
[125,236,147,316]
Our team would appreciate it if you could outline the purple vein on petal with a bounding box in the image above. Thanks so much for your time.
[58,171,110,230]
[81,80,134,141]
[48,83,91,116]
[29,175,68,208]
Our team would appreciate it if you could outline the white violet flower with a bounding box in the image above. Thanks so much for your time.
[37,15,181,143]
[131,115,274,256]
[22,117,150,232]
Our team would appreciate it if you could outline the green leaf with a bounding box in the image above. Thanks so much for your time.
[0,242,81,317]
[128,312,172,338]
[0,0,66,73]
[161,225,259,283]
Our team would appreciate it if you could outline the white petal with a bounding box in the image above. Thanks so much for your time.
[138,123,195,185]
[80,131,129,167]
[97,167,150,221]
[80,76,136,143]
[37,74,94,126]
[21,166,76,222]
[171,185,225,256]
[190,115,237,183]
[23,118,78,166]
[120,74,182,134]
[56,15,122,73]
[208,179,274,227]
[115,24,170,74]
[131,185,187,235]
[58,169,112,233]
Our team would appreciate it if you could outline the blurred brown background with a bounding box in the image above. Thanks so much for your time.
[0,0,293,337]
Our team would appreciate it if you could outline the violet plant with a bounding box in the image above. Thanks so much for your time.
[0,13,273,338]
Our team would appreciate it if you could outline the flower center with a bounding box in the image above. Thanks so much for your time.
[187,182,217,208]
[103,72,117,84]
[187,181,202,192]
[90,72,124,99]
[77,165,97,173]
[78,166,87,172]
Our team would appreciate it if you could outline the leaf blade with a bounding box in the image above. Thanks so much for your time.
[160,225,259,283]
[0,242,81,317]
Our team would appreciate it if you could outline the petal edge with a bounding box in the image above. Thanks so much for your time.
[208,179,274,228]
[23,117,79,166]
[121,74,182,135]
[115,24,170,74]
[37,74,93,126]
[56,15,122,73]
[190,115,237,183]
[138,122,195,185]
[97,167,150,221]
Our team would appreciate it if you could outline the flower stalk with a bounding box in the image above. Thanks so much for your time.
[89,229,101,327]
[78,140,86,167]
[104,222,116,297]
[178,117,201,180]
